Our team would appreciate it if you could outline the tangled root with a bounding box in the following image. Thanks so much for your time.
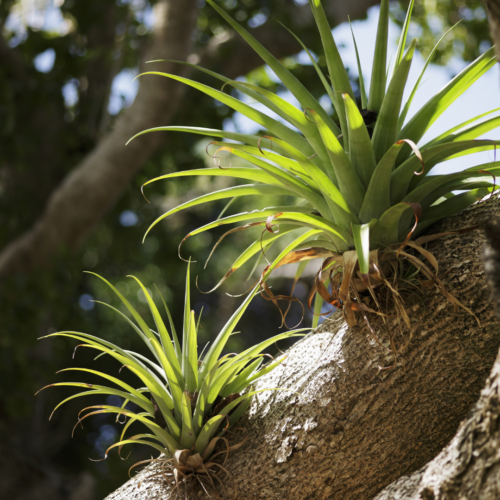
[130,436,247,500]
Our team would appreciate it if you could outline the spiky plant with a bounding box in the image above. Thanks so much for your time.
[37,267,303,493]
[130,0,500,326]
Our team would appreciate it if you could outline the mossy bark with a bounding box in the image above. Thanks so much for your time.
[105,198,500,500]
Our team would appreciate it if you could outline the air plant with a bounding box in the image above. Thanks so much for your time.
[37,266,304,495]
[129,0,500,327]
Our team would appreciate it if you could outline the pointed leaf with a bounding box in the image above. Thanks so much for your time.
[368,0,389,112]
[372,39,417,162]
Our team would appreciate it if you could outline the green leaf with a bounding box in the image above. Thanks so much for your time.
[181,262,197,394]
[397,46,497,163]
[359,140,405,222]
[155,287,181,359]
[343,93,376,188]
[117,363,180,439]
[309,0,354,146]
[390,0,414,79]
[422,112,500,149]
[195,414,225,455]
[146,335,183,424]
[228,357,287,396]
[79,406,181,455]
[370,203,413,247]
[91,300,161,362]
[101,437,167,459]
[137,71,314,158]
[309,109,366,213]
[127,276,183,383]
[414,189,490,236]
[312,277,327,329]
[214,144,358,227]
[399,21,460,127]
[372,39,417,162]
[368,0,389,112]
[179,391,196,449]
[128,126,289,156]
[205,0,340,136]
[143,167,284,191]
[352,223,371,275]
[177,206,317,245]
[222,81,331,165]
[220,358,263,398]
[40,383,154,419]
[223,396,252,431]
[280,23,340,126]
[45,332,180,438]
[392,139,500,202]
[192,364,218,435]
[349,19,368,109]
[197,286,259,388]
[203,226,302,293]
[52,367,152,406]
[84,273,160,356]
[217,330,305,392]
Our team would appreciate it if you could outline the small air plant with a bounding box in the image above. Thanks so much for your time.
[37,266,304,496]
[129,0,500,328]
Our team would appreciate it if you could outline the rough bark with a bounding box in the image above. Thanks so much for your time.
[104,199,500,500]
[373,210,500,500]
[0,0,380,279]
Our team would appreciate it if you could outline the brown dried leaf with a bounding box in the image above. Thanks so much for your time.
[338,250,358,303]
[397,138,425,175]
[397,202,422,256]
[275,247,335,269]
[406,240,439,273]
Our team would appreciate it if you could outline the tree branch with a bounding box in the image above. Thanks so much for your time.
[0,0,200,278]
[105,198,500,500]
[0,0,381,279]
[374,212,500,500]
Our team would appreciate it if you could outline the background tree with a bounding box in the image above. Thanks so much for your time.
[0,0,495,499]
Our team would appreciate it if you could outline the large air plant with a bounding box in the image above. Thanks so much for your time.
[37,267,303,494]
[130,0,500,326]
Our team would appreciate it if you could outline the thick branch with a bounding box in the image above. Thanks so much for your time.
[105,198,500,500]
[373,211,500,500]
[0,0,199,278]
[0,0,380,279]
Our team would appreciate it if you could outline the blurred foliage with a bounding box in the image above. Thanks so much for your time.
[0,0,493,497]
[400,0,492,65]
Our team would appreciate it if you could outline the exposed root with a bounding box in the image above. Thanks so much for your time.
[130,436,247,500]
[305,226,481,330]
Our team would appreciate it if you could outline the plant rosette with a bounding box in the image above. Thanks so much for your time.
[37,265,305,497]
[129,0,499,328]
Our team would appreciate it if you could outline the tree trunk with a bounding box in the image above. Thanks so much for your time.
[103,198,500,500]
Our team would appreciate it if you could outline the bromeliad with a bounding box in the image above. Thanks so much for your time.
[37,265,304,494]
[129,0,499,326]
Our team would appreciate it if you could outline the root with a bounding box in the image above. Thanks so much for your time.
[129,435,247,500]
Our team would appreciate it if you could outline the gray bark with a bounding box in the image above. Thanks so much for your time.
[104,198,500,500]
[0,0,380,279]
[374,213,500,500]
